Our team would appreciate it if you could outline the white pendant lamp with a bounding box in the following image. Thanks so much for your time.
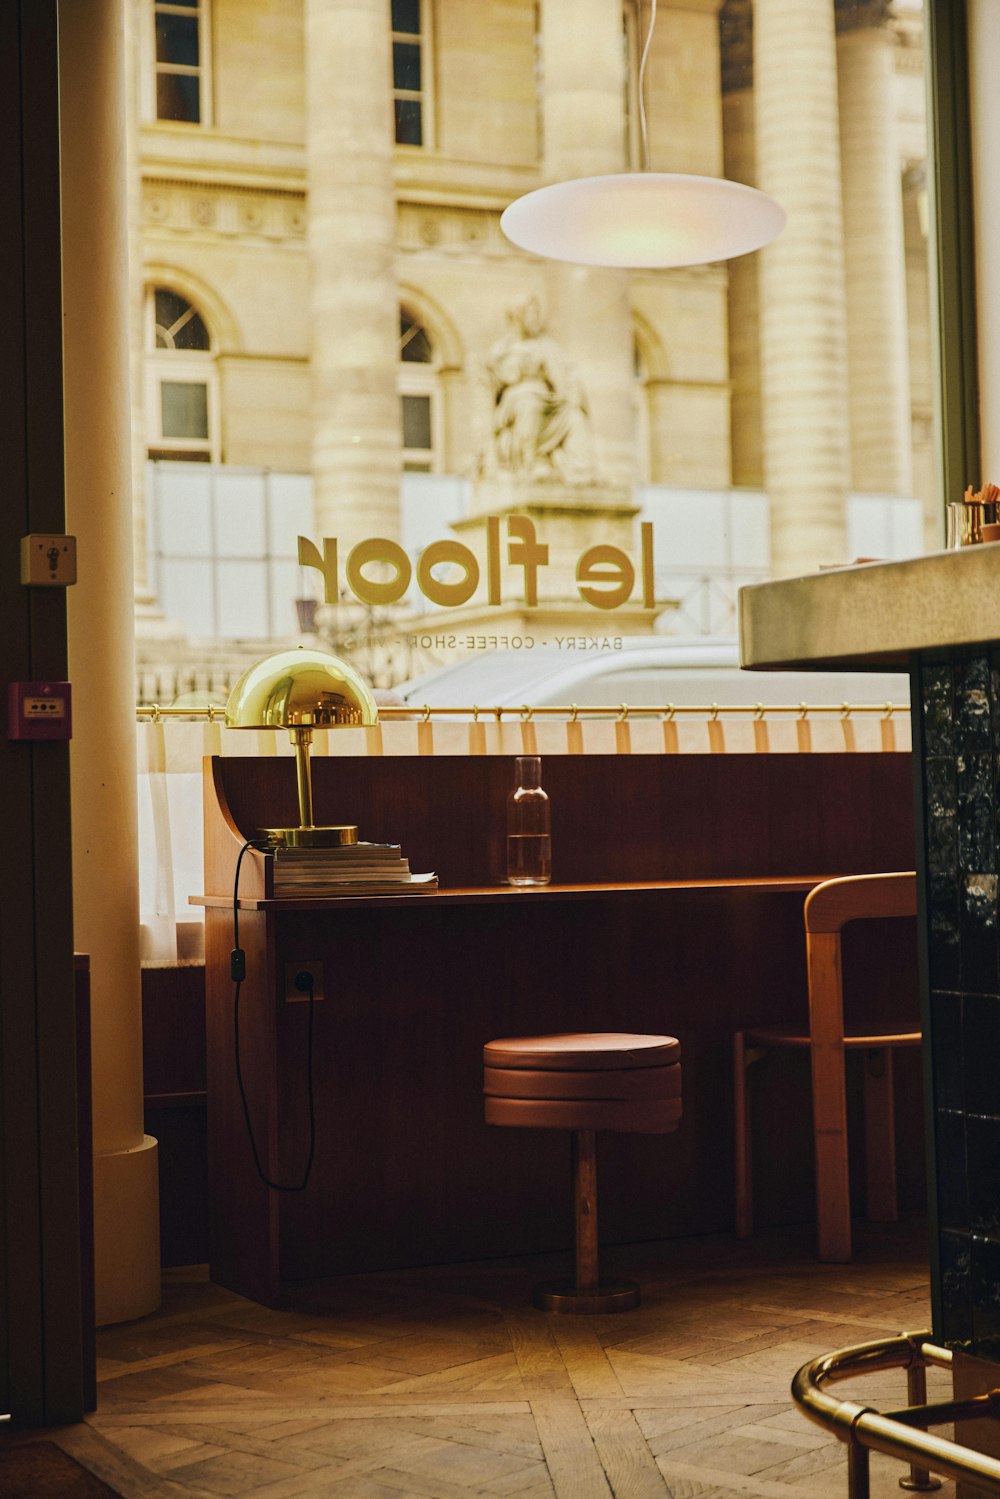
[501,172,785,269]
[500,1,785,269]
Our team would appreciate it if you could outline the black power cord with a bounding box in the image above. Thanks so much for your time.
[231,838,317,1192]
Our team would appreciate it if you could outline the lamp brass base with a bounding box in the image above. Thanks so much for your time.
[261,824,359,849]
[532,1278,640,1314]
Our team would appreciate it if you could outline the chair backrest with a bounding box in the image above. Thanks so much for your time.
[804,872,916,935]
[804,871,919,1046]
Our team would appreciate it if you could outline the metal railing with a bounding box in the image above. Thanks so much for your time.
[135,701,909,724]
[793,1331,1000,1496]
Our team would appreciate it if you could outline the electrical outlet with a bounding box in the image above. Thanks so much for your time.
[284,961,324,1004]
[20,534,77,586]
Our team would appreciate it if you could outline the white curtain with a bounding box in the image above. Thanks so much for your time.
[136,711,910,965]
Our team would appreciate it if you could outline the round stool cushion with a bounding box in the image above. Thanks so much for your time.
[483,1032,681,1134]
[484,1094,681,1133]
[483,1032,680,1071]
[484,1064,681,1101]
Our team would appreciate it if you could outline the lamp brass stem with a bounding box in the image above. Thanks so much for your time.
[291,725,314,828]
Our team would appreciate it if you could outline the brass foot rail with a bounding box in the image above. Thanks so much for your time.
[792,1332,1000,1496]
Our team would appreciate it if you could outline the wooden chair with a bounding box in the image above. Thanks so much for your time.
[733,872,919,1262]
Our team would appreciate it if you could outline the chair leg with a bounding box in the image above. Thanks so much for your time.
[863,1048,898,1223]
[811,1042,852,1263]
[532,1131,640,1314]
[572,1129,599,1295]
[734,1031,753,1238]
[807,930,852,1261]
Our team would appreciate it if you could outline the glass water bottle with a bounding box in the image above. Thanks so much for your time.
[506,755,551,886]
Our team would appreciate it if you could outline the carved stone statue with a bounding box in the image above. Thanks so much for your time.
[477,299,595,484]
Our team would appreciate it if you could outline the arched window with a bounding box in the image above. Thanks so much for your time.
[146,286,218,461]
[399,310,440,472]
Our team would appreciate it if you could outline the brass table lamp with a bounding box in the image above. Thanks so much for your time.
[225,646,378,848]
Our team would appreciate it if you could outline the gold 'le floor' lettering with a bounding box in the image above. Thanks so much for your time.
[298,518,656,612]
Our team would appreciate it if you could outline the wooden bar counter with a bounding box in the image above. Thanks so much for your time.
[197,750,917,1305]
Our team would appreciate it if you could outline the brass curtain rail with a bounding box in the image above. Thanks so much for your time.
[793,1331,1000,1496]
[135,701,910,723]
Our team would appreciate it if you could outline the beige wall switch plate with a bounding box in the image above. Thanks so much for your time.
[21,535,77,586]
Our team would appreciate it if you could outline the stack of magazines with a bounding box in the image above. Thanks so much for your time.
[271,841,437,896]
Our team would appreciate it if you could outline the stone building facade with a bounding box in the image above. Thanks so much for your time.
[131,0,932,693]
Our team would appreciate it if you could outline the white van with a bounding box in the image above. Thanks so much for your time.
[397,637,910,714]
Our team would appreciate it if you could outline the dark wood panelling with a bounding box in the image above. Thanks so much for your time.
[142,964,208,1269]
[192,752,918,1301]
[218,752,915,889]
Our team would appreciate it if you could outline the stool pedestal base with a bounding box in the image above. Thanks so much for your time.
[532,1277,641,1314]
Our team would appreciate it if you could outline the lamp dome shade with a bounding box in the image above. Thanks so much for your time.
[500,173,786,269]
[225,647,378,730]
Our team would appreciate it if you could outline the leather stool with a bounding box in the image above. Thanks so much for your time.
[483,1032,682,1313]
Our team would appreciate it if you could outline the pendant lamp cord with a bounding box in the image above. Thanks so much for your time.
[637,0,657,172]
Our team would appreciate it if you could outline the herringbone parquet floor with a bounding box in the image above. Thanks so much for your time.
[33,1222,958,1499]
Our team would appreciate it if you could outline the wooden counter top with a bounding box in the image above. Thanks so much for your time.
[192,873,836,913]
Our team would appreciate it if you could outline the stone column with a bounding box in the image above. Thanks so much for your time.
[754,0,850,575]
[721,2,762,489]
[838,5,913,497]
[60,0,160,1325]
[306,0,401,552]
[539,0,634,489]
[125,0,153,608]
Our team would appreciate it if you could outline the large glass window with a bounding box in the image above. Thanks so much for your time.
[154,0,206,124]
[128,0,935,698]
[146,287,217,461]
[392,0,427,146]
[399,310,439,472]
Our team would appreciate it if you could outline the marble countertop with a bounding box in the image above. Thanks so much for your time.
[739,544,1000,670]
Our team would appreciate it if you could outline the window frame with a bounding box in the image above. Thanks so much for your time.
[144,0,213,128]
[145,286,220,462]
[391,0,433,151]
[399,308,442,473]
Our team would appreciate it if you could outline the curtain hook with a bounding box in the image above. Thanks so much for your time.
[754,702,766,721]
[521,703,533,721]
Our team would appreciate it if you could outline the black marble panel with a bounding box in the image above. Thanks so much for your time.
[964,993,1000,1119]
[971,1235,1000,1356]
[955,656,992,754]
[967,1116,1000,1239]
[922,661,954,759]
[960,872,998,995]
[939,1228,973,1346]
[957,754,995,874]
[918,649,1000,1354]
[930,991,963,1113]
[934,1107,968,1232]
